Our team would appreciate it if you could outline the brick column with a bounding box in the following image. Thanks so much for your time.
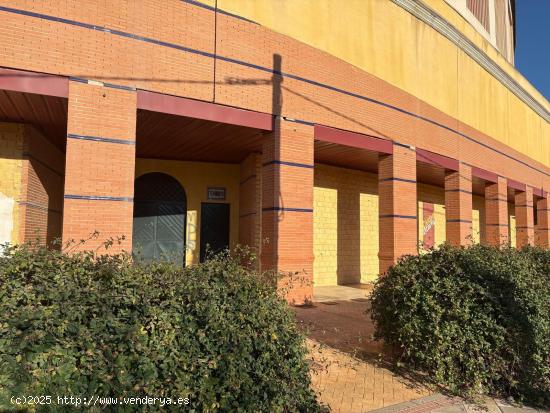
[378,143,417,274]
[62,81,136,253]
[445,163,473,246]
[239,152,262,265]
[484,176,508,246]
[19,126,65,246]
[536,196,550,248]
[515,186,534,248]
[261,119,314,304]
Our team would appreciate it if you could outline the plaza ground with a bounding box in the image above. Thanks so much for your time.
[298,286,550,413]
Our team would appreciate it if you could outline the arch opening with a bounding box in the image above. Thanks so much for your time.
[132,172,187,266]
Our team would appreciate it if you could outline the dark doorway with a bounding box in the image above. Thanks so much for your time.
[200,203,230,262]
[132,172,187,266]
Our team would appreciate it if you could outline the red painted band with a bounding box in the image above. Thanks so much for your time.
[507,178,526,192]
[314,125,393,154]
[416,148,459,171]
[471,166,499,183]
[137,90,273,131]
[0,67,68,98]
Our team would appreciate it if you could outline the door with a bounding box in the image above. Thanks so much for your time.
[133,172,187,266]
[200,203,230,262]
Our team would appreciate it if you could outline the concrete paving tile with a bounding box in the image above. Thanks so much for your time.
[499,407,540,413]
[464,397,501,413]
[430,404,466,413]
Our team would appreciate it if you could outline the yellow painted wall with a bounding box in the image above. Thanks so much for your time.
[417,184,446,250]
[135,159,240,266]
[472,195,485,244]
[423,0,548,108]
[417,203,446,250]
[218,0,549,167]
[508,203,516,248]
[312,166,497,286]
[0,122,24,245]
[313,164,378,286]
[417,186,489,248]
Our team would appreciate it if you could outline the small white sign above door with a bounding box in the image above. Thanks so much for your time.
[207,187,226,200]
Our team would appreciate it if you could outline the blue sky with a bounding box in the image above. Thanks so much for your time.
[514,1,550,100]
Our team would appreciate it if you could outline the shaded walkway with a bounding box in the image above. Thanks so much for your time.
[306,339,430,412]
[295,295,431,412]
[314,284,373,303]
[296,291,550,413]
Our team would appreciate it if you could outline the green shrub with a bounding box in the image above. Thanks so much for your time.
[369,244,550,407]
[0,244,324,412]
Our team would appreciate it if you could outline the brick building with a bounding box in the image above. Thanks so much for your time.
[0,0,548,303]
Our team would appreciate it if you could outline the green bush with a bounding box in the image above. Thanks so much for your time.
[0,244,324,412]
[369,244,550,407]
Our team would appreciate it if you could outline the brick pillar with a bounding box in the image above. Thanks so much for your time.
[484,176,508,246]
[445,163,473,246]
[261,119,314,304]
[62,81,136,253]
[19,126,65,246]
[536,196,550,248]
[445,162,472,246]
[378,143,417,274]
[239,152,262,265]
[515,186,534,248]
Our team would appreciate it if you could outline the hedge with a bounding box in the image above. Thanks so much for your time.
[369,244,550,407]
[0,244,325,412]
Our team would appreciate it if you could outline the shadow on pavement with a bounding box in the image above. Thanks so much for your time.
[293,297,446,395]
[294,299,383,360]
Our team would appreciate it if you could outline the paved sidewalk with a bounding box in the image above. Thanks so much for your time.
[307,338,430,412]
[296,298,431,412]
[314,284,373,303]
[296,288,549,413]
[365,394,462,413]
[367,394,550,413]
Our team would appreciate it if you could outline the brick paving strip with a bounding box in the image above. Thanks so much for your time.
[307,339,431,413]
[308,343,550,413]
[297,293,433,413]
[297,290,549,413]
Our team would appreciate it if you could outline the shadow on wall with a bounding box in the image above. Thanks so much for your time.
[337,187,361,284]
[24,126,64,246]
[259,54,284,267]
[314,165,379,286]
[0,123,23,245]
[26,157,64,246]
[0,123,64,246]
